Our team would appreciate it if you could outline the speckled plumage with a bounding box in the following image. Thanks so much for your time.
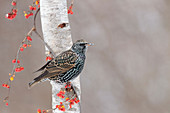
[29,39,92,87]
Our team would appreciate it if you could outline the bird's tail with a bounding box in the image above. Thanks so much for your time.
[29,70,49,88]
[29,80,38,88]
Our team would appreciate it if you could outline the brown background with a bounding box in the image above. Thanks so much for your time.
[1,0,170,113]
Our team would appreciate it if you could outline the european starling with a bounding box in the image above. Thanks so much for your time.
[29,39,92,87]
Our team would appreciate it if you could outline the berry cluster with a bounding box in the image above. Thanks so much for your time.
[5,1,17,20]
[37,109,47,113]
[68,97,80,109]
[46,56,53,61]
[2,84,10,89]
[37,83,80,112]
[56,83,80,110]
[56,90,65,99]
[68,4,74,15]
[12,59,24,73]
[3,32,33,105]
[12,59,20,63]
[56,102,66,112]
[45,51,53,61]
[24,0,40,19]
[2,87,10,106]
[65,83,71,88]
[10,35,32,76]
[20,36,32,51]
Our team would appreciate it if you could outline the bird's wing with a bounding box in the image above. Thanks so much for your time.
[34,60,52,73]
[34,50,78,74]
[33,49,77,77]
[46,50,78,74]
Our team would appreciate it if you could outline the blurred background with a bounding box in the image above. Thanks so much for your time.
[1,0,170,113]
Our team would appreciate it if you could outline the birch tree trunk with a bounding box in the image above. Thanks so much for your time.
[40,0,81,112]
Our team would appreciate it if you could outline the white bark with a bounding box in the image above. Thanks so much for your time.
[40,0,81,113]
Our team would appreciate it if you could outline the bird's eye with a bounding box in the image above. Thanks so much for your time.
[79,43,85,46]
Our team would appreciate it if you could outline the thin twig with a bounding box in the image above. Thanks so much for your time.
[33,7,56,57]
[71,0,74,5]
[34,30,56,57]
[33,7,40,28]
[4,25,35,103]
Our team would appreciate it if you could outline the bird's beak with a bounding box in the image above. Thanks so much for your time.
[86,43,94,46]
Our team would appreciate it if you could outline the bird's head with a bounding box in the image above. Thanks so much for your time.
[71,39,93,54]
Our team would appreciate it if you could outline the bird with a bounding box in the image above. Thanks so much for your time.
[29,39,93,88]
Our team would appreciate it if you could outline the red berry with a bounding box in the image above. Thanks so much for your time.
[2,84,6,87]
[29,6,33,10]
[17,60,20,63]
[5,84,8,87]
[6,85,10,88]
[57,93,60,97]
[37,109,41,113]
[2,84,8,88]
[5,10,17,20]
[20,67,24,71]
[5,13,13,20]
[27,36,32,41]
[33,7,36,10]
[61,90,65,94]
[74,97,77,101]
[15,68,18,72]
[15,68,21,72]
[12,59,16,63]
[42,110,46,113]
[70,11,73,15]
[20,47,24,51]
[68,10,73,14]
[69,6,73,10]
[12,9,17,14]
[56,105,59,108]
[23,44,27,48]
[48,57,52,60]
[68,10,71,14]
[69,104,72,108]
[66,98,69,101]
[13,13,17,18]
[27,44,32,47]
[58,105,61,109]
[46,56,53,61]
[65,85,67,88]
[30,12,33,16]
[60,108,65,111]
[46,56,49,61]
[75,100,80,103]
[69,99,75,105]
[11,1,16,6]
[6,103,8,106]
[68,5,73,15]
[29,6,36,11]
[24,13,33,19]
[25,15,29,19]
